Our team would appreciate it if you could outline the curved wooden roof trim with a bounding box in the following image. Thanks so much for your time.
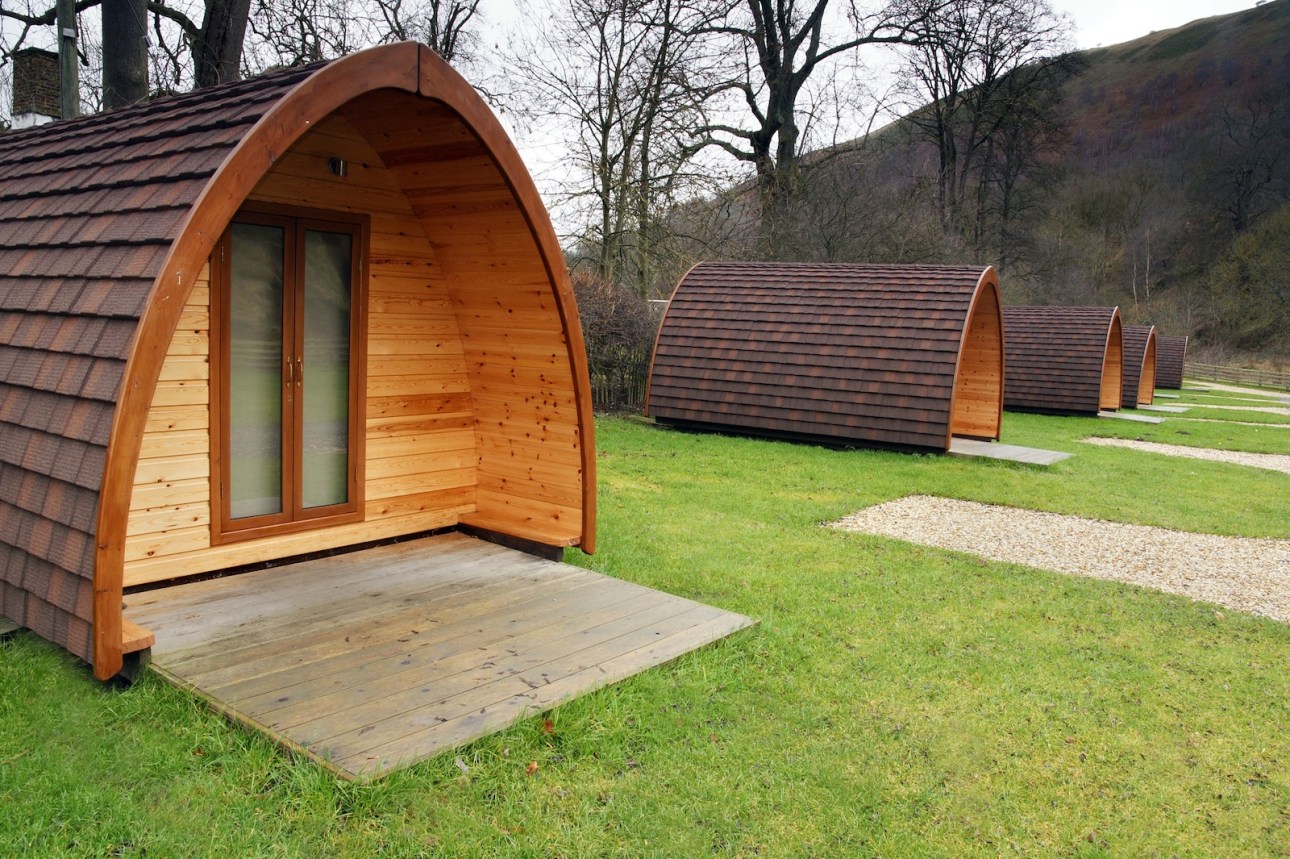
[1121,324,1157,407]
[1099,310,1125,411]
[92,43,595,679]
[944,266,1003,447]
[642,261,696,418]
[1139,327,1157,404]
[415,51,596,556]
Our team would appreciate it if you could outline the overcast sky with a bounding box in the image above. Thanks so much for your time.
[1048,0,1261,48]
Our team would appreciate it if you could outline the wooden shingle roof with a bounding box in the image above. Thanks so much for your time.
[1,43,596,681]
[1002,305,1123,415]
[646,262,1003,451]
[0,67,315,667]
[1121,324,1157,407]
[1156,335,1188,388]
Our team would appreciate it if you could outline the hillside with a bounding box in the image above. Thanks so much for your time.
[1068,2,1290,172]
[669,0,1290,356]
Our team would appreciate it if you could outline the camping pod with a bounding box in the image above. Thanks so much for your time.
[1003,306,1123,415]
[1121,324,1158,407]
[1156,335,1189,388]
[0,44,595,681]
[646,263,1004,452]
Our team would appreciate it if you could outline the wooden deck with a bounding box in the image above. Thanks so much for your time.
[123,533,754,779]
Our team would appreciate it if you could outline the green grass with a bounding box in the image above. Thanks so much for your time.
[3,409,1289,857]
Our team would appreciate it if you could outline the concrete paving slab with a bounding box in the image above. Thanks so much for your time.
[948,438,1072,465]
[1139,404,1190,413]
[1099,411,1165,424]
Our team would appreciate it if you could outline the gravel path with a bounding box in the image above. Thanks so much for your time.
[831,495,1290,623]
[1083,437,1290,475]
[1173,418,1290,430]
[1193,381,1290,404]
[1173,403,1290,416]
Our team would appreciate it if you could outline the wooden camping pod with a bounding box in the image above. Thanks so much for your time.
[646,263,1005,452]
[1121,324,1158,407]
[1002,306,1124,415]
[0,44,595,680]
[1156,335,1188,389]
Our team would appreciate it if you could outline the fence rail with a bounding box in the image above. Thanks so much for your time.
[588,347,652,412]
[1185,361,1290,392]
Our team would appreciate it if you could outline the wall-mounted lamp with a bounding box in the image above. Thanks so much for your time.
[328,157,348,178]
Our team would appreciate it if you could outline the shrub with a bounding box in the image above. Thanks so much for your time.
[570,269,659,412]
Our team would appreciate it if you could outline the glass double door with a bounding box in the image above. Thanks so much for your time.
[217,211,363,539]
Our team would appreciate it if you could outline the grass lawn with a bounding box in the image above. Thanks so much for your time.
[2,407,1288,857]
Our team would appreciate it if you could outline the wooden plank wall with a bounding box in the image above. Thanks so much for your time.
[949,285,1002,440]
[345,94,584,548]
[1138,334,1157,404]
[123,114,478,587]
[1099,318,1124,411]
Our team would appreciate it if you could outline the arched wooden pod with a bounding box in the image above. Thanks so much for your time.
[1156,335,1189,389]
[1121,324,1158,407]
[1002,306,1124,415]
[646,263,1004,451]
[0,44,595,680]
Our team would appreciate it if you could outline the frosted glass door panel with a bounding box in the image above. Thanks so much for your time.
[228,222,285,519]
[301,228,352,509]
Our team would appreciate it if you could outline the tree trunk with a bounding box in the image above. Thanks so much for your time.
[56,0,79,117]
[103,0,148,108]
[194,0,252,88]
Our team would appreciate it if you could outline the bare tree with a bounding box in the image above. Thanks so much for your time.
[687,0,943,254]
[102,0,147,106]
[1207,98,1290,235]
[899,0,1075,259]
[375,0,481,62]
[512,0,726,294]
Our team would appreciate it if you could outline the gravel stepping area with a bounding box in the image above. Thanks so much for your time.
[831,495,1290,623]
[1082,437,1290,475]
[1173,403,1290,416]
[1172,418,1290,430]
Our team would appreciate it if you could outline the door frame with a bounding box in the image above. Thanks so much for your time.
[209,201,369,545]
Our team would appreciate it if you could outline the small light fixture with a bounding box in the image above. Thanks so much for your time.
[328,157,348,178]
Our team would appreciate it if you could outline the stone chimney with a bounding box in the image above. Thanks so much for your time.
[12,48,61,129]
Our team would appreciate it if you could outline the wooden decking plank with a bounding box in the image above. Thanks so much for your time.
[260,584,682,734]
[215,570,628,710]
[173,564,599,688]
[308,600,725,760]
[335,607,755,774]
[314,598,730,757]
[131,535,522,633]
[126,534,503,618]
[131,533,756,779]
[149,549,550,668]
[199,569,602,702]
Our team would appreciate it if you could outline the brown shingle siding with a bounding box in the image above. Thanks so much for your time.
[648,262,1000,452]
[1002,306,1121,415]
[0,61,311,665]
[1121,324,1156,408]
[1156,335,1188,388]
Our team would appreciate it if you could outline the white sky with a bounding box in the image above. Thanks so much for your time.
[3,0,1266,235]
[1047,0,1262,48]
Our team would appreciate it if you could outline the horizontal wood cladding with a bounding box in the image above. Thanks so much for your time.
[123,114,479,586]
[648,263,1002,452]
[1002,305,1123,416]
[1156,335,1188,389]
[347,93,584,548]
[1121,324,1157,407]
